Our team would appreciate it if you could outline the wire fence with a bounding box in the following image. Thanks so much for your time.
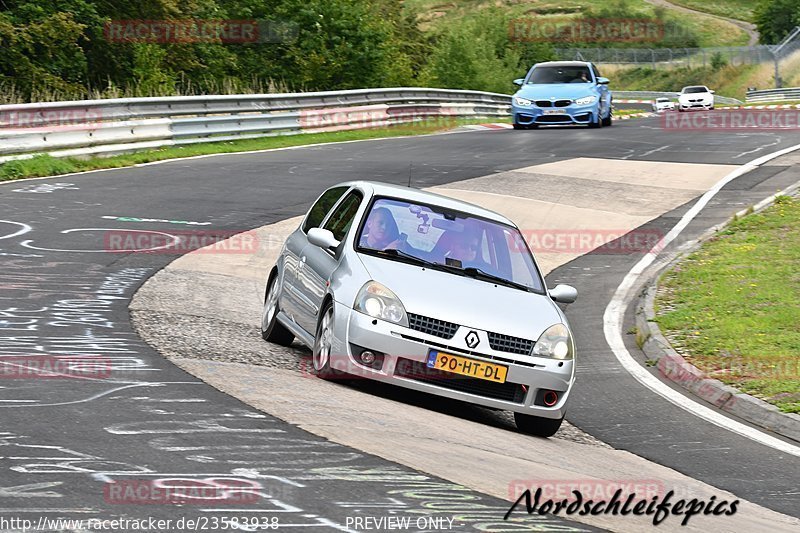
[554,46,774,68]
[555,27,800,89]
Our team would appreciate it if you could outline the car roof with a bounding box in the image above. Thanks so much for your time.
[532,61,592,68]
[335,181,515,226]
[682,85,709,90]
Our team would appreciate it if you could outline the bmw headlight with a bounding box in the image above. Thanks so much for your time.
[574,96,597,106]
[354,281,408,327]
[514,96,533,107]
[532,324,574,360]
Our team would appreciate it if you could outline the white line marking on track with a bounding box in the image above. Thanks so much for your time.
[604,142,800,457]
[0,220,32,240]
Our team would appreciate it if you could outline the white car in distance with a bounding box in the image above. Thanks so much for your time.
[678,86,715,111]
[652,97,675,112]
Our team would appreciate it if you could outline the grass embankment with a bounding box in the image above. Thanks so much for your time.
[655,195,800,414]
[667,0,756,23]
[0,117,507,182]
[407,0,749,47]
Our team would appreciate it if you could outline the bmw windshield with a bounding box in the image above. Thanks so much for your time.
[527,66,592,84]
[355,197,546,293]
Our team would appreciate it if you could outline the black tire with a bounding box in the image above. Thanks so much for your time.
[513,123,525,130]
[312,300,340,379]
[514,412,564,438]
[588,113,602,128]
[261,274,294,346]
[602,109,612,127]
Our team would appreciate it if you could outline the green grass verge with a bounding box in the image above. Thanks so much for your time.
[666,0,755,24]
[655,195,800,414]
[0,117,507,182]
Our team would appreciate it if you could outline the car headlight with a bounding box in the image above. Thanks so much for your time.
[354,281,408,327]
[514,96,533,107]
[532,323,574,360]
[574,96,597,106]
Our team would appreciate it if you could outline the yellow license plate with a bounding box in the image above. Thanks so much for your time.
[426,351,507,383]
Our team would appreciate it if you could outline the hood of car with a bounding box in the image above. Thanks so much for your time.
[679,92,712,102]
[515,83,599,101]
[357,254,563,341]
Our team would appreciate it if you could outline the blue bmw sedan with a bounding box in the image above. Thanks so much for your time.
[511,61,612,129]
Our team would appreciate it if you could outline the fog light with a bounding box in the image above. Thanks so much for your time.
[543,390,558,407]
[360,351,376,365]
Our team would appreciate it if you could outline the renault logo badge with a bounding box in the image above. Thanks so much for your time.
[465,331,480,349]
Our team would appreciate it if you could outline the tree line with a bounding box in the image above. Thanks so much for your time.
[2,0,770,103]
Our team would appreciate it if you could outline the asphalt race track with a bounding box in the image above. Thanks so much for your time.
[1,116,799,531]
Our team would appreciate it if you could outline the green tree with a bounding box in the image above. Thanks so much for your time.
[755,0,800,44]
[423,9,552,94]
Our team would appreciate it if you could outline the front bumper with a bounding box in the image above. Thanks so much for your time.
[679,101,713,110]
[512,102,598,126]
[329,306,575,419]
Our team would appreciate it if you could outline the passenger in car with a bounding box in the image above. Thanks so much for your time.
[359,207,406,250]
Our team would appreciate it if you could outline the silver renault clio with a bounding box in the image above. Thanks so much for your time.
[261,181,578,437]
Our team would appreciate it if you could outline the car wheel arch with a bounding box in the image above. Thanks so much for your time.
[264,266,279,302]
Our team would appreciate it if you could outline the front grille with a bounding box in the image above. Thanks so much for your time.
[394,358,526,403]
[535,100,552,107]
[554,99,572,107]
[536,115,572,123]
[488,332,534,355]
[407,313,458,339]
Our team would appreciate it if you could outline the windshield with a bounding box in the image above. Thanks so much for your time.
[356,197,545,293]
[683,86,708,94]
[528,66,592,84]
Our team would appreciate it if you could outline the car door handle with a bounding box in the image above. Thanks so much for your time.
[298,256,306,270]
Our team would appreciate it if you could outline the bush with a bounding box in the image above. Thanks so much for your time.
[710,52,728,70]
[422,9,553,94]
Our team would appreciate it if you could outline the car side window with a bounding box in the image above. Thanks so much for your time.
[591,65,601,81]
[323,191,363,242]
[302,186,348,233]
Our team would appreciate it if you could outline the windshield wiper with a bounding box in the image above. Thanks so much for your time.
[369,248,441,269]
[368,250,533,292]
[461,266,532,292]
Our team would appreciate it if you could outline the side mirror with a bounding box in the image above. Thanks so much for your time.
[307,228,340,249]
[513,78,524,86]
[596,77,610,85]
[709,90,715,94]
[549,284,577,304]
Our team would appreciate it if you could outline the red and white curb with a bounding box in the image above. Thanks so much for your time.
[463,123,513,130]
[721,104,800,109]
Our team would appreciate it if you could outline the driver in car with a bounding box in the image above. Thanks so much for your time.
[444,226,492,272]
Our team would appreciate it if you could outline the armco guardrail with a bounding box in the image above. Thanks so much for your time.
[0,88,512,163]
[746,87,800,103]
